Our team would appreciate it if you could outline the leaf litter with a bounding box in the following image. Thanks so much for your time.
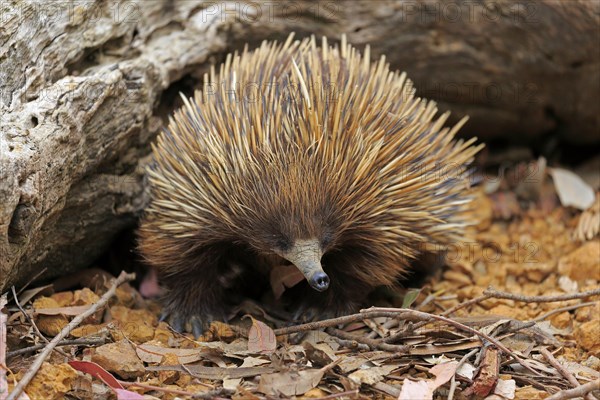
[1,161,599,399]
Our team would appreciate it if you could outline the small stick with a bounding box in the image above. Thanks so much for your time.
[326,327,409,353]
[540,347,595,400]
[384,294,492,343]
[120,380,210,397]
[448,348,479,400]
[329,337,370,351]
[533,302,596,322]
[273,311,412,336]
[484,287,600,302]
[546,379,600,400]
[7,338,107,358]
[6,271,135,400]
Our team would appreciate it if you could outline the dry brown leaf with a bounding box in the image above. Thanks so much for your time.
[398,379,431,400]
[257,369,324,397]
[136,343,204,364]
[303,341,338,367]
[246,316,276,354]
[240,356,271,368]
[493,378,516,399]
[269,264,304,299]
[348,364,399,385]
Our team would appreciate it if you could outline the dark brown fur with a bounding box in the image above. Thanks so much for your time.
[138,34,482,335]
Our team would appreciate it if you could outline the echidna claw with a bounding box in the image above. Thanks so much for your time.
[170,314,186,334]
[190,315,205,338]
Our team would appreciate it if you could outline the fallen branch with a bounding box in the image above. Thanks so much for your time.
[546,379,600,400]
[484,287,600,302]
[6,338,107,358]
[273,311,412,336]
[363,307,541,376]
[326,327,409,353]
[384,293,492,343]
[6,271,135,400]
[533,302,597,322]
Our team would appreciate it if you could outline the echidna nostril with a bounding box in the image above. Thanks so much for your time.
[310,272,330,292]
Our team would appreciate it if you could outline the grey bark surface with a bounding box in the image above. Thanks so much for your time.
[1,0,599,292]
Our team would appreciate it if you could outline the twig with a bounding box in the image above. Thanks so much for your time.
[363,307,541,376]
[326,327,409,353]
[329,336,370,351]
[533,302,597,322]
[383,293,492,343]
[448,348,478,400]
[7,338,107,358]
[273,311,411,336]
[484,287,600,302]
[120,380,211,398]
[10,286,68,358]
[6,271,135,400]
[546,379,600,400]
[541,347,595,400]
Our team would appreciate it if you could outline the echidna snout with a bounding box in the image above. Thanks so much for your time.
[274,238,330,292]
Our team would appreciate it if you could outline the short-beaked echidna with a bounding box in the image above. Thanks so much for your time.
[138,34,482,335]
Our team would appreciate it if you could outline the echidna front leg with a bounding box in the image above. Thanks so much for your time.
[158,260,246,337]
[159,274,228,337]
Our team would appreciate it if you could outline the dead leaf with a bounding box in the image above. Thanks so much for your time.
[69,360,124,389]
[269,264,304,299]
[245,316,276,354]
[398,379,431,400]
[35,305,93,316]
[402,289,422,308]
[18,284,54,306]
[303,342,338,367]
[349,364,399,385]
[136,343,203,364]
[240,356,271,368]
[549,167,595,210]
[258,369,324,397]
[493,378,516,399]
[429,361,459,389]
[223,377,242,391]
[397,361,458,400]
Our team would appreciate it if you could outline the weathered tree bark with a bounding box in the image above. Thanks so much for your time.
[1,0,598,292]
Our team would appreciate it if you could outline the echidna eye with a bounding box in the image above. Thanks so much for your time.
[320,232,334,249]
[275,237,291,252]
